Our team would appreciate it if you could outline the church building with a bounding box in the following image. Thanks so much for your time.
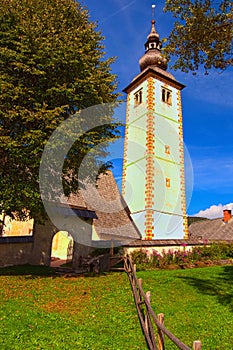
[122,14,188,240]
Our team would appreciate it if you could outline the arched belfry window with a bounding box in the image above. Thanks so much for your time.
[162,87,172,105]
[134,88,143,106]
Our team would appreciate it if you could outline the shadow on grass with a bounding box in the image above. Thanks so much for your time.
[0,264,110,279]
[177,266,233,311]
[0,265,56,277]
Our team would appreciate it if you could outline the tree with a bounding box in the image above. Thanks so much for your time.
[0,0,119,221]
[164,0,233,73]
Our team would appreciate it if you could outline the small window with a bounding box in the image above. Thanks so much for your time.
[162,87,172,105]
[166,178,171,188]
[134,88,143,106]
[165,145,170,155]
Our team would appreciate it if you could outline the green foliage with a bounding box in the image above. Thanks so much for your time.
[187,216,209,226]
[0,0,119,221]
[90,245,123,257]
[128,249,148,265]
[164,0,233,73]
[130,243,233,270]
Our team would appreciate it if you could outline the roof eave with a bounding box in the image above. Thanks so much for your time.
[123,67,185,93]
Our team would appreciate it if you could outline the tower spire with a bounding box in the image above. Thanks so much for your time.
[149,4,158,38]
[139,5,168,72]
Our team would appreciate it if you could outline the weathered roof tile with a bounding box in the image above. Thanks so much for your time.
[189,218,233,240]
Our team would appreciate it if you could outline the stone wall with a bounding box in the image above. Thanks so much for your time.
[29,220,57,266]
[0,218,94,268]
[0,238,33,267]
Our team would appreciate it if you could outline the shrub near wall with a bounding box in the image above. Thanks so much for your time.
[130,243,233,270]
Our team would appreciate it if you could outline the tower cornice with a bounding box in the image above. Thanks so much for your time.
[123,67,185,94]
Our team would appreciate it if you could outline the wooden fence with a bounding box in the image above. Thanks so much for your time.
[124,255,202,350]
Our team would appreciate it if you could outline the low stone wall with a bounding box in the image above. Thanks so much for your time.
[3,237,231,270]
[124,245,188,256]
[0,218,94,268]
[0,237,34,267]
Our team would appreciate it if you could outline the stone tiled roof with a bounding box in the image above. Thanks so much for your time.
[62,171,141,242]
[123,239,201,247]
[91,171,141,241]
[189,218,233,240]
[60,192,87,209]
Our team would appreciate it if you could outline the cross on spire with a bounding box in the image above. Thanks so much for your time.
[152,4,156,22]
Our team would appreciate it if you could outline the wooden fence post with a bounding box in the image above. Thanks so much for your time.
[138,278,142,303]
[158,313,165,350]
[132,264,136,287]
[145,291,151,333]
[145,291,157,349]
[193,341,202,350]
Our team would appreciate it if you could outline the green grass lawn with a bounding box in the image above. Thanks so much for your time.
[0,265,233,349]
[137,266,233,350]
[0,266,146,350]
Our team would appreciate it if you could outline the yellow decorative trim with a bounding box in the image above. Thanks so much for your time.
[122,93,131,196]
[145,77,155,240]
[177,91,189,239]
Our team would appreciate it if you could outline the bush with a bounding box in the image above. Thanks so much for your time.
[130,249,149,266]
[130,243,233,270]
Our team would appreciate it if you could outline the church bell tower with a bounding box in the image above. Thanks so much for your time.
[122,9,188,239]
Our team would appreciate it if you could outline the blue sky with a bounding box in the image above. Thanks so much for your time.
[81,0,233,218]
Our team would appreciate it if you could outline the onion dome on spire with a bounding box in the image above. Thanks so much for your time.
[139,16,168,72]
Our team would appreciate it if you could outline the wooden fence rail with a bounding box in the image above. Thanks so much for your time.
[124,255,202,350]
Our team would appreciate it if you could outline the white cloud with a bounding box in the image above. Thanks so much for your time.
[194,203,233,219]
